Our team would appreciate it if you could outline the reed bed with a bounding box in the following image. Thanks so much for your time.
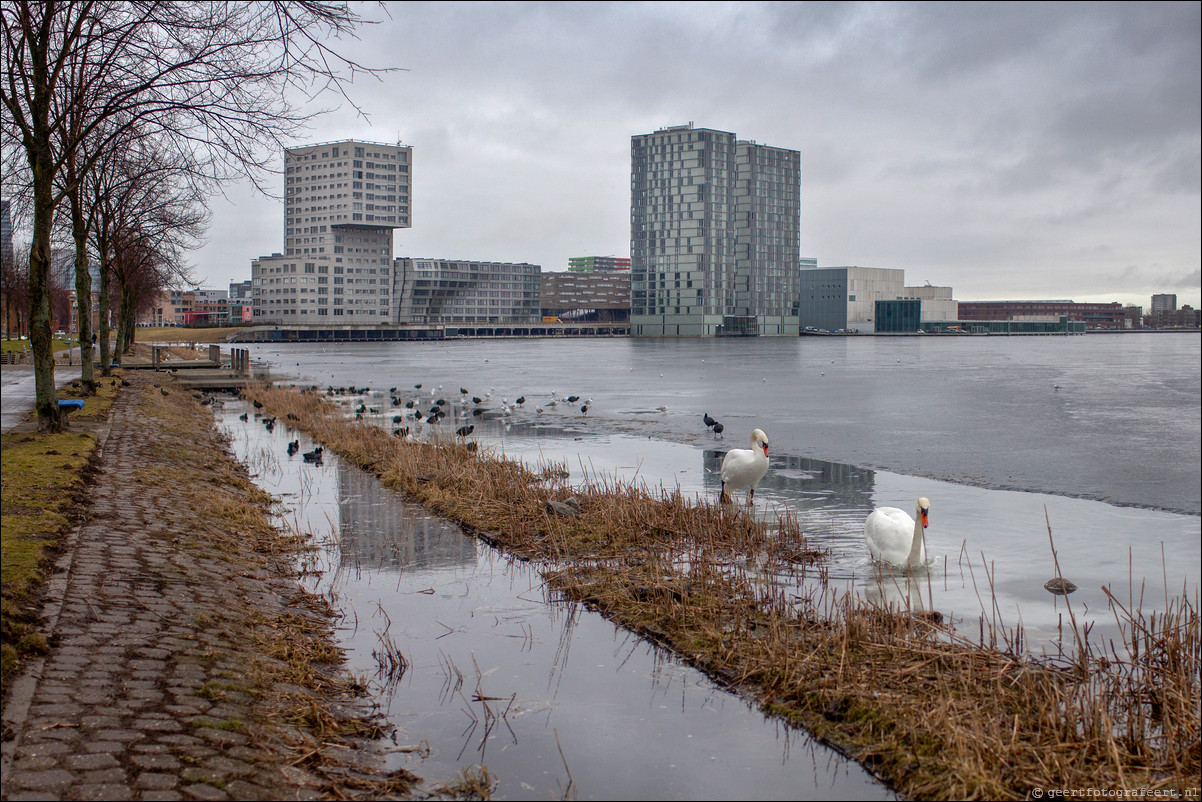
[248,383,1200,801]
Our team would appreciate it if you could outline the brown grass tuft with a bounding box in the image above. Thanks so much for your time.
[248,382,1200,800]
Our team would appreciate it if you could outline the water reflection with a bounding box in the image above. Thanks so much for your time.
[704,450,879,544]
[336,466,476,571]
[218,403,895,801]
[863,568,937,615]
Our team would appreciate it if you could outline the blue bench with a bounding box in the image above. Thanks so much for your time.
[58,399,85,414]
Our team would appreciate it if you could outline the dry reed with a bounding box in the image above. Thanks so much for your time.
[248,383,1200,801]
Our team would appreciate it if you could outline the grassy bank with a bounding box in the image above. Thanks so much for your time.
[248,382,1200,801]
[1,336,74,356]
[0,376,119,690]
[132,325,249,344]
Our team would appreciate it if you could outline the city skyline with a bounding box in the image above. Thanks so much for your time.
[57,3,1202,310]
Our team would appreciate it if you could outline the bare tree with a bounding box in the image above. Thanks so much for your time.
[56,41,111,392]
[1,240,30,339]
[102,161,207,358]
[2,0,388,430]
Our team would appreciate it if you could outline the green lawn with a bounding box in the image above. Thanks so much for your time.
[1,337,74,355]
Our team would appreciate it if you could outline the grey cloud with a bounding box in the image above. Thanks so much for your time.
[181,1,1198,309]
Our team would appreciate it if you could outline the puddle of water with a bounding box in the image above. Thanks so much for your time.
[219,403,895,800]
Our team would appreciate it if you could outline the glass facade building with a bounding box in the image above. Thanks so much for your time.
[393,258,541,324]
[874,299,923,333]
[568,256,630,272]
[630,124,800,337]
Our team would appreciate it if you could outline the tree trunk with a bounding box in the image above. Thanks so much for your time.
[69,179,95,394]
[115,284,127,357]
[28,87,61,428]
[29,185,62,431]
[17,0,63,431]
[98,241,111,375]
[126,305,137,350]
[118,283,136,357]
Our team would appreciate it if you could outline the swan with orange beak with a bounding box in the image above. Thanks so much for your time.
[720,428,770,506]
[865,497,931,568]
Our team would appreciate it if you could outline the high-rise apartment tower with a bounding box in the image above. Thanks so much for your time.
[629,123,800,337]
[252,139,411,324]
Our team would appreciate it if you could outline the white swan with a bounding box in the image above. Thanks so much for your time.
[720,428,770,506]
[865,497,930,568]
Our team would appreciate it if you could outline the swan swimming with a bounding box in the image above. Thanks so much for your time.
[720,428,770,506]
[865,497,930,568]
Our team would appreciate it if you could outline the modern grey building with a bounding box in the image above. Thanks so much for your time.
[392,258,541,324]
[799,266,907,333]
[252,139,412,324]
[799,265,958,332]
[629,124,801,337]
[1151,293,1177,312]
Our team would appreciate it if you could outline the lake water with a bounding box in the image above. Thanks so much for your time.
[218,331,1199,798]
[221,411,894,800]
[246,332,1200,515]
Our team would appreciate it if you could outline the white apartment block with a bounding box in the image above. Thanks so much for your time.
[252,139,411,324]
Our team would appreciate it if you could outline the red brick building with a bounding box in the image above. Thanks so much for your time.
[958,300,1126,329]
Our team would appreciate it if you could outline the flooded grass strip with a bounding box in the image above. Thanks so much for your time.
[3,375,421,798]
[133,381,425,794]
[249,383,1200,801]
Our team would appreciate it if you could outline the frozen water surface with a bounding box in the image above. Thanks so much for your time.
[217,333,1199,798]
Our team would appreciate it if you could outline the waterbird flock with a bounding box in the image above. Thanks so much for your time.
[315,382,600,444]
[236,379,1070,591]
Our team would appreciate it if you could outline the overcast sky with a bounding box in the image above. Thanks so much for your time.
[197,1,1200,309]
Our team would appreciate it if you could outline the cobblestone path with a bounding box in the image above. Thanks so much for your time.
[1,376,398,801]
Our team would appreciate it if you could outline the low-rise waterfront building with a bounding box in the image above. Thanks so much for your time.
[541,271,630,322]
[904,283,958,322]
[799,266,904,333]
[957,300,1126,330]
[137,289,191,327]
[228,280,253,324]
[799,266,961,333]
[393,257,541,324]
[184,289,228,326]
[1144,305,1199,329]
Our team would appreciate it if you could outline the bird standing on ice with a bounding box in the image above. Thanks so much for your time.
[720,428,770,506]
[865,497,930,569]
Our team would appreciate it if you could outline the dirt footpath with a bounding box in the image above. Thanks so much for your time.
[1,374,411,801]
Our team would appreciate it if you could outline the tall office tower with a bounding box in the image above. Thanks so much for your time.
[1151,294,1177,313]
[629,123,800,337]
[0,198,13,275]
[252,139,411,324]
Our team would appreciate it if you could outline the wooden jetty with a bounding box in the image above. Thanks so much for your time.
[120,344,264,391]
